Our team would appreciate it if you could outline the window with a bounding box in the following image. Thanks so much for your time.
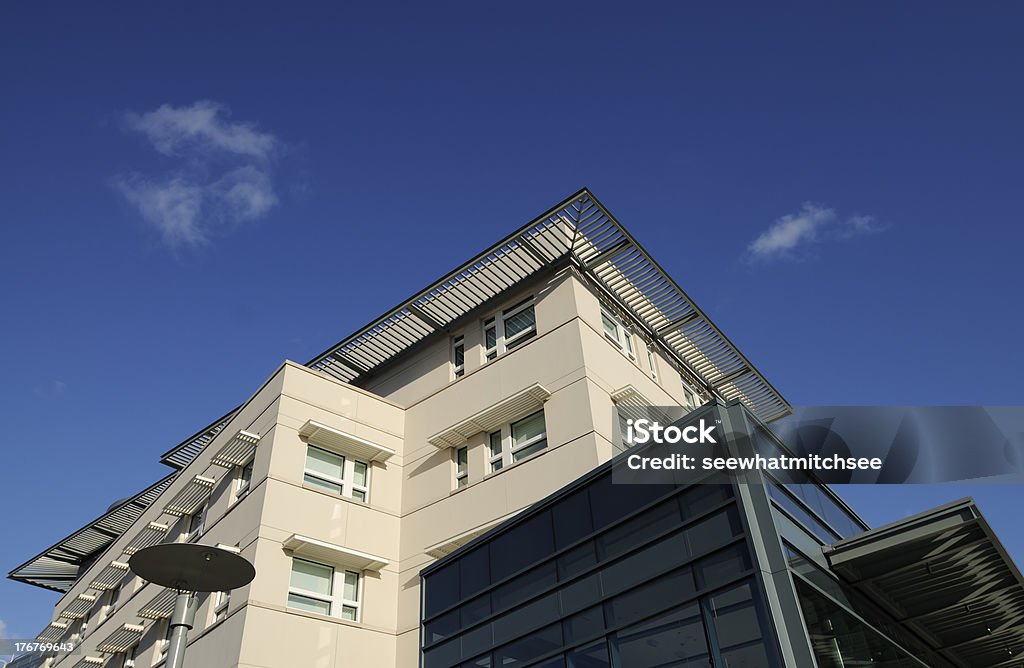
[120,643,137,668]
[103,584,121,620]
[483,297,536,361]
[235,461,253,500]
[451,335,465,379]
[455,446,468,488]
[288,558,361,621]
[646,345,657,379]
[303,445,370,502]
[488,430,503,472]
[488,410,547,471]
[682,384,699,410]
[600,305,634,358]
[159,618,172,660]
[212,590,230,623]
[182,503,206,542]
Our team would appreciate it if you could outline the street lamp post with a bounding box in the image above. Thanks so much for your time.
[129,543,255,668]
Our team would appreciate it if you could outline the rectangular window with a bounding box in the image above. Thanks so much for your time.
[488,430,504,472]
[287,558,361,621]
[235,461,253,500]
[682,385,698,410]
[303,445,370,502]
[451,335,465,379]
[600,305,634,358]
[646,345,658,379]
[482,297,536,362]
[455,446,468,488]
[121,643,137,668]
[183,503,206,542]
[159,617,172,659]
[488,410,548,471]
[213,590,230,623]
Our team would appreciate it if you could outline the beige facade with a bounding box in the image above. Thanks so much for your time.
[18,190,789,668]
[33,265,711,668]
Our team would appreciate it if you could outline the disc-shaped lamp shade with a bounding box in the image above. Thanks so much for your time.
[129,543,256,592]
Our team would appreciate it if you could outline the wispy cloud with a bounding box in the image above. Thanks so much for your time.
[746,203,882,262]
[114,101,282,248]
[0,617,8,639]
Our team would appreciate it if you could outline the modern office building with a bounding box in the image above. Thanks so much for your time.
[9,189,1024,667]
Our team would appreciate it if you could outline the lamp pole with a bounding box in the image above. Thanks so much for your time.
[129,543,255,668]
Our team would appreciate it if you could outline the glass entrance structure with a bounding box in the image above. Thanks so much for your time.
[420,401,1024,667]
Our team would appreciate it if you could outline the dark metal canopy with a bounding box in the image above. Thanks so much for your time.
[825,498,1024,667]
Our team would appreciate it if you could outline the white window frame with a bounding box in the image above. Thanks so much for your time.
[158,618,172,661]
[487,410,547,471]
[121,643,137,668]
[182,503,207,543]
[482,297,536,362]
[451,335,465,379]
[487,429,504,473]
[234,460,254,501]
[682,383,700,410]
[287,557,361,621]
[454,446,468,488]
[303,445,371,502]
[600,304,635,359]
[646,345,658,379]
[212,589,230,623]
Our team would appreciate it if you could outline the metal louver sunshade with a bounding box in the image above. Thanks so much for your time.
[122,521,170,556]
[58,593,97,620]
[210,429,261,468]
[162,474,216,517]
[89,560,130,590]
[96,623,145,653]
[138,587,176,620]
[36,621,68,641]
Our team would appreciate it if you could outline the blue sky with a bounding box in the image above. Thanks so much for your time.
[2,2,1023,639]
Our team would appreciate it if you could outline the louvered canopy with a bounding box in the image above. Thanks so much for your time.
[122,521,170,556]
[163,475,216,517]
[210,429,261,468]
[73,657,104,668]
[138,587,176,620]
[298,420,395,462]
[8,474,175,592]
[161,188,789,469]
[825,498,1024,667]
[97,623,145,653]
[429,384,552,448]
[58,593,97,620]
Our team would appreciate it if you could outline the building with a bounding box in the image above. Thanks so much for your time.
[9,189,1024,667]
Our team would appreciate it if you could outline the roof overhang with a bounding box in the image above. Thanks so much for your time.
[824,498,1024,667]
[7,473,175,592]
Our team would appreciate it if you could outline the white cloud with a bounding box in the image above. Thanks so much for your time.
[123,100,277,160]
[747,203,882,262]
[114,101,282,248]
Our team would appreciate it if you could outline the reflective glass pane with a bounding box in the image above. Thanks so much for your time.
[615,603,709,666]
[485,325,497,350]
[694,544,751,591]
[306,446,344,480]
[340,605,358,620]
[492,592,560,646]
[504,305,535,340]
[456,447,468,474]
[343,571,359,601]
[512,439,546,461]
[287,592,330,615]
[601,312,618,339]
[489,431,503,458]
[489,511,554,583]
[304,473,343,495]
[424,562,460,616]
[493,622,561,666]
[563,605,604,644]
[290,559,332,595]
[353,460,368,486]
[553,490,594,549]
[568,639,610,668]
[512,411,545,445]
